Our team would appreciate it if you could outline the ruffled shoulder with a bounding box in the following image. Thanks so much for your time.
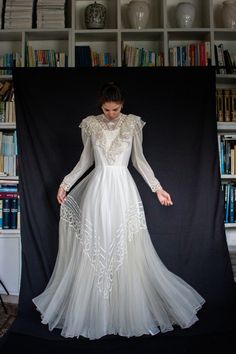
[126,114,146,131]
[79,115,96,136]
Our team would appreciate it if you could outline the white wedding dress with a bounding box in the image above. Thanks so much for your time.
[32,113,205,339]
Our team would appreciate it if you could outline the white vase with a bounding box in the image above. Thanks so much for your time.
[175,2,196,28]
[127,0,150,30]
[222,1,236,28]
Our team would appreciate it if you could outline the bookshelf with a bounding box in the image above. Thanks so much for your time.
[0,1,235,69]
[1,0,236,291]
[0,75,20,295]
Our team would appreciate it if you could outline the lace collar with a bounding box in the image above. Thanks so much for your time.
[96,114,126,131]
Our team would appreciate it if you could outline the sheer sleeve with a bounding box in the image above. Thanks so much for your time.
[60,119,94,192]
[131,118,163,192]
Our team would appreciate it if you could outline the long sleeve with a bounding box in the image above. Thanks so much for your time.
[131,118,163,192]
[60,125,94,192]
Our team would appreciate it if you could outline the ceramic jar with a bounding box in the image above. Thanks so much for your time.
[222,1,236,28]
[85,1,106,29]
[127,0,150,30]
[175,2,196,28]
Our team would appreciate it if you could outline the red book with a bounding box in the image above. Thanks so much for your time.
[199,42,206,66]
[0,192,18,199]
[190,44,195,66]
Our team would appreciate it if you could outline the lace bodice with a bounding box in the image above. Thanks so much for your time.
[60,114,162,192]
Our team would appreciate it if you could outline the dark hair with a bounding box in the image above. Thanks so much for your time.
[98,81,125,107]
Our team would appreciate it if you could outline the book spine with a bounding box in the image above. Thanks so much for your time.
[2,198,11,229]
[10,197,18,229]
[226,184,230,223]
[0,199,2,229]
[230,184,234,223]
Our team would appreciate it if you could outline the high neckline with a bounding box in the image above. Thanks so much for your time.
[99,114,125,131]
[102,113,122,123]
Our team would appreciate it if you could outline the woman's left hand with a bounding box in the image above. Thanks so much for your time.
[156,189,173,206]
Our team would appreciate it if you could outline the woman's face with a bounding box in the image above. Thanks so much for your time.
[101,101,123,120]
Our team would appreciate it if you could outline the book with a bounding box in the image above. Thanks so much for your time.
[218,134,236,174]
[231,89,236,122]
[216,44,227,74]
[224,89,231,122]
[230,184,235,223]
[0,199,3,229]
[0,191,18,199]
[0,184,18,192]
[224,49,234,74]
[10,197,18,229]
[2,198,11,229]
[216,89,224,122]
[75,46,92,67]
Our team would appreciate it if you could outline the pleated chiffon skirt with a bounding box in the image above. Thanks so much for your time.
[33,166,205,339]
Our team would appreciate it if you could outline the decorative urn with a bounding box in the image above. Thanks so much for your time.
[85,1,106,29]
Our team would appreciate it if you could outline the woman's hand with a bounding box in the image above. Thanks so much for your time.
[156,189,173,206]
[57,186,67,205]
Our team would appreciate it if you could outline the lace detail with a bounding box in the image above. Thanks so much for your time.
[60,195,147,299]
[60,181,71,192]
[79,114,144,165]
[151,182,163,192]
[98,114,124,131]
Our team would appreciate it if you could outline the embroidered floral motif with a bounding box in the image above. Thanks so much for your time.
[60,195,147,299]
[79,114,145,165]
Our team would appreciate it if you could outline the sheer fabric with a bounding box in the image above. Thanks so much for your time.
[33,114,205,339]
[60,114,162,192]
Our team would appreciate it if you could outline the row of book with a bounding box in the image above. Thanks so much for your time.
[123,45,164,67]
[0,183,19,229]
[0,131,17,155]
[0,81,14,102]
[0,131,18,177]
[75,46,115,67]
[169,42,211,67]
[0,53,22,75]
[0,81,15,123]
[214,43,236,75]
[4,0,34,29]
[223,183,236,224]
[218,134,236,175]
[216,89,236,123]
[37,0,66,29]
[26,46,68,67]
[0,101,16,123]
[1,0,67,29]
[0,155,18,177]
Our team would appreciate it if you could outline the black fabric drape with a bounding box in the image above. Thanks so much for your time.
[9,67,236,343]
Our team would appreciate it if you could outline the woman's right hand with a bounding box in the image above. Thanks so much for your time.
[57,186,67,204]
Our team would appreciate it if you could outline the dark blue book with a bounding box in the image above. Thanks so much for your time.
[10,198,18,229]
[75,46,92,67]
[229,184,234,223]
[2,198,11,229]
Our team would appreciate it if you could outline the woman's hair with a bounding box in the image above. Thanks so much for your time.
[98,81,125,107]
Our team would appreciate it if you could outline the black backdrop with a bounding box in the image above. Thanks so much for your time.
[5,67,236,352]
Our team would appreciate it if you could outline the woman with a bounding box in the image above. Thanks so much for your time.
[33,82,205,339]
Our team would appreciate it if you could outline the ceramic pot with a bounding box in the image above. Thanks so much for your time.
[127,0,150,30]
[85,1,106,29]
[175,2,196,28]
[222,1,236,28]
